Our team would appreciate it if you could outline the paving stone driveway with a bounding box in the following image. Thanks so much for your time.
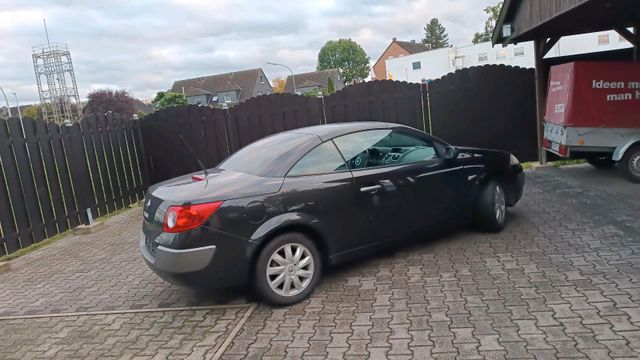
[1,165,639,359]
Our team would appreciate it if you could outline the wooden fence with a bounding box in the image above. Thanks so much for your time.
[427,65,538,162]
[141,80,426,184]
[0,74,539,256]
[0,114,146,256]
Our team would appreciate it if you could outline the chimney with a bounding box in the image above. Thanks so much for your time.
[392,37,397,42]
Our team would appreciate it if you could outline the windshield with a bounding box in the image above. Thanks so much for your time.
[218,132,319,177]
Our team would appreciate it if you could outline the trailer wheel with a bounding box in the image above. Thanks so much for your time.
[621,145,640,183]
[586,156,615,169]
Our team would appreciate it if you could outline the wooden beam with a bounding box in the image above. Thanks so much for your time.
[615,27,639,46]
[542,36,560,57]
[534,38,548,164]
[635,25,640,61]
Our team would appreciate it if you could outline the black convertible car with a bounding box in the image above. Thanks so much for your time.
[141,122,524,305]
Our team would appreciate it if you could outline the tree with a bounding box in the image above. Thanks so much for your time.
[272,78,286,93]
[152,91,188,110]
[421,18,450,49]
[84,89,136,116]
[473,2,503,44]
[317,39,370,85]
[22,104,43,119]
[326,77,335,95]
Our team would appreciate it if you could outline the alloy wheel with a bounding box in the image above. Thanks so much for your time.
[494,185,506,224]
[266,243,314,297]
[629,151,640,177]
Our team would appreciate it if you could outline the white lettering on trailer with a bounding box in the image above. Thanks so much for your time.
[592,80,625,89]
[606,93,633,101]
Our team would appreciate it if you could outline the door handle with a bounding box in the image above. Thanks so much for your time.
[379,179,396,191]
[360,185,383,193]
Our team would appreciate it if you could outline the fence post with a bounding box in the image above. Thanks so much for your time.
[222,104,233,155]
[316,93,327,125]
[423,82,433,134]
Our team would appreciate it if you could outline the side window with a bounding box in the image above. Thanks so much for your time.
[333,129,439,170]
[287,141,347,176]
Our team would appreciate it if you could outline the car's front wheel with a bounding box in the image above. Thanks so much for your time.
[254,233,322,305]
[475,180,507,232]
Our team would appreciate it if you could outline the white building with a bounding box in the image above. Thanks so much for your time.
[385,30,632,83]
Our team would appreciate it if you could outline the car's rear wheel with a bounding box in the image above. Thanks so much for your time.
[586,155,616,169]
[475,180,507,232]
[621,145,640,183]
[254,233,321,305]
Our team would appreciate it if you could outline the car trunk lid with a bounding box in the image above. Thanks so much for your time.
[142,168,283,235]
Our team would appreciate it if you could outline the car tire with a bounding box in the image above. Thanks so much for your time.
[475,180,507,232]
[586,156,616,169]
[621,144,640,183]
[254,233,322,306]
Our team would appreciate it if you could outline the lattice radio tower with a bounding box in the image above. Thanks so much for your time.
[32,19,82,123]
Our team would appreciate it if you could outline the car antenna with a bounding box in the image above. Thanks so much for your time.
[179,134,208,177]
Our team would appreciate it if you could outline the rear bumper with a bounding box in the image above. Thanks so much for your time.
[140,229,254,289]
[140,230,216,273]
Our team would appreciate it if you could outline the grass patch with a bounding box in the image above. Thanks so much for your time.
[552,159,586,167]
[0,202,141,263]
[521,162,534,170]
[0,229,72,262]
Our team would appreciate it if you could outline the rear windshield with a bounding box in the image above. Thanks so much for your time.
[218,132,319,177]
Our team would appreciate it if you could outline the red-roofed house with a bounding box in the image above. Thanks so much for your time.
[372,38,430,80]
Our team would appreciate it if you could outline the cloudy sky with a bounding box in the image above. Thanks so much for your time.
[0,0,497,104]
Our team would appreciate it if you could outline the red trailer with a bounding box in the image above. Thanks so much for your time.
[543,61,640,182]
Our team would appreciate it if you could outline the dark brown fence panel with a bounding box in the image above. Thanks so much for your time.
[48,122,81,228]
[228,94,322,152]
[324,80,425,130]
[89,115,116,213]
[22,118,57,237]
[63,122,94,224]
[0,116,145,256]
[140,105,231,184]
[201,107,231,168]
[427,65,538,162]
[125,119,146,199]
[112,115,135,206]
[35,120,68,233]
[81,116,106,217]
[99,114,125,210]
[0,159,15,255]
[107,114,129,210]
[5,119,43,245]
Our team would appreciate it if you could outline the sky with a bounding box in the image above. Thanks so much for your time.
[0,0,497,104]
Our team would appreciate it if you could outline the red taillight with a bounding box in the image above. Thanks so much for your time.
[163,201,223,233]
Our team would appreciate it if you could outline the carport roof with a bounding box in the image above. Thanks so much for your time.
[492,0,640,46]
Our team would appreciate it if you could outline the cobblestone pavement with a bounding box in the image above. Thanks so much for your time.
[1,165,639,359]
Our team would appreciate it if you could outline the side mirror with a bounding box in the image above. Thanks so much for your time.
[443,146,458,160]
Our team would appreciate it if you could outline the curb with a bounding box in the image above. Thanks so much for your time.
[73,222,106,235]
[0,261,11,274]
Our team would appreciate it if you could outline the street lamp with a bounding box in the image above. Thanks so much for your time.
[267,62,296,94]
[0,86,12,117]
[11,92,22,120]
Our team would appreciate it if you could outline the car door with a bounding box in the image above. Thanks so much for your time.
[282,141,362,257]
[401,131,474,226]
[332,129,436,249]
